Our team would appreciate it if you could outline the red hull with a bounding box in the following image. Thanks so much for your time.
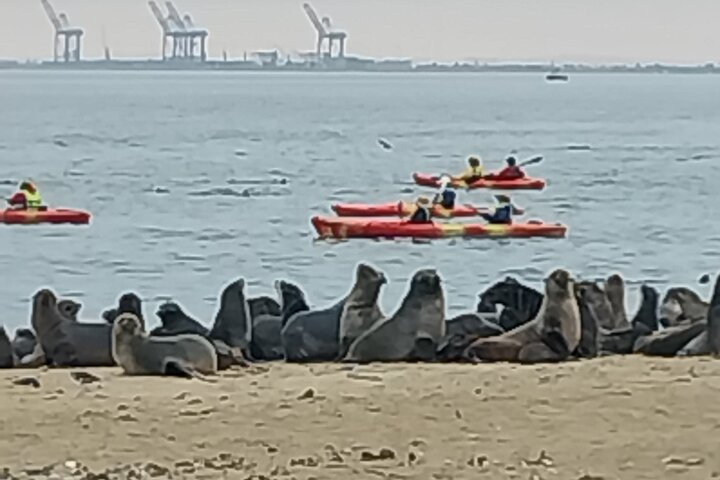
[311,216,567,240]
[331,201,483,218]
[0,208,91,225]
[413,172,546,190]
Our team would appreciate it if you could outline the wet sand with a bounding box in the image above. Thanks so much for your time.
[1,356,719,480]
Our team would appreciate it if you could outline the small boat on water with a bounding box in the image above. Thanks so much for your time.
[413,172,546,191]
[0,208,91,225]
[545,66,569,82]
[331,201,486,218]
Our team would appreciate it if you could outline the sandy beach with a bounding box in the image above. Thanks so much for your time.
[1,356,718,479]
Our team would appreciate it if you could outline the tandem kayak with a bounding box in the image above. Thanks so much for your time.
[311,216,567,240]
[0,208,91,225]
[331,201,485,218]
[413,173,546,190]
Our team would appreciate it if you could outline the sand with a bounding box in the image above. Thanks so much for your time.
[1,356,719,480]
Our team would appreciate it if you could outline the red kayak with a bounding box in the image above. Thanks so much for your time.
[311,216,567,240]
[0,208,91,225]
[331,201,484,218]
[413,172,546,190]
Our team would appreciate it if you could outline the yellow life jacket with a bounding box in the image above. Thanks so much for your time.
[21,188,43,209]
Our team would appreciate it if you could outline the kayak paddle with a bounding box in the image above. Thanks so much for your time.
[519,155,543,167]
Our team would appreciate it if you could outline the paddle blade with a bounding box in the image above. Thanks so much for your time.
[520,155,543,167]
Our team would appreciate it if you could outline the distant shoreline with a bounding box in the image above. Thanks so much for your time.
[1,59,718,74]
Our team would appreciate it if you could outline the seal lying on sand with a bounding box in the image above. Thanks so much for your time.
[209,279,252,351]
[246,291,284,361]
[101,293,144,328]
[337,263,387,358]
[659,287,708,327]
[477,277,543,332]
[676,274,720,357]
[112,313,217,378]
[436,312,504,362]
[573,281,610,358]
[464,269,581,364]
[151,302,246,369]
[31,289,114,367]
[344,269,445,363]
[0,328,13,368]
[11,328,38,362]
[280,280,347,362]
[604,274,630,330]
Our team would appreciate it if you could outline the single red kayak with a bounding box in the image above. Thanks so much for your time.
[331,201,485,218]
[311,216,567,240]
[0,208,91,225]
[413,172,546,190]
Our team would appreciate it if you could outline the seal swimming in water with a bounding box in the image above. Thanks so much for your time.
[476,277,543,332]
[344,269,445,363]
[280,280,348,363]
[112,313,217,378]
[337,263,387,358]
[464,269,581,364]
[209,279,252,351]
[31,289,114,367]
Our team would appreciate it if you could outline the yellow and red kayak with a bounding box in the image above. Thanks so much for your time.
[331,201,484,218]
[413,172,546,190]
[311,216,567,240]
[0,208,91,225]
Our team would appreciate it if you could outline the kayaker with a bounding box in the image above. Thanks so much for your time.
[408,196,432,224]
[479,194,524,224]
[6,180,44,210]
[433,175,457,209]
[484,155,526,181]
[453,156,484,184]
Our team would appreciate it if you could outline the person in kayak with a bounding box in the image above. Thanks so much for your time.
[433,175,457,209]
[6,180,45,210]
[408,196,432,223]
[453,156,484,184]
[484,155,526,181]
[479,194,524,224]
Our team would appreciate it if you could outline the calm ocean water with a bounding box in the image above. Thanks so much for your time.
[1,70,718,330]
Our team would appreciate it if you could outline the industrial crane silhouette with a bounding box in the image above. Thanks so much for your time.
[302,3,347,60]
[40,0,83,62]
[148,1,207,61]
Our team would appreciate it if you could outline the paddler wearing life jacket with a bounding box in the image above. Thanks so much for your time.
[484,155,526,181]
[479,194,524,225]
[433,175,457,209]
[453,156,484,184]
[6,180,44,210]
[408,196,432,224]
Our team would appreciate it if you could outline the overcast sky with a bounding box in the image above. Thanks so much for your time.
[0,0,718,63]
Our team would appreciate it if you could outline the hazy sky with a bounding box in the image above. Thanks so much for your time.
[0,0,719,63]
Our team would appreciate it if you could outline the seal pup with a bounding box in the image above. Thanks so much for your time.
[280,280,348,362]
[209,279,252,351]
[31,289,114,367]
[11,328,37,361]
[0,327,14,368]
[337,263,387,358]
[112,313,217,379]
[437,312,504,362]
[464,269,581,364]
[477,277,543,332]
[344,269,445,363]
[659,287,708,327]
[604,274,630,330]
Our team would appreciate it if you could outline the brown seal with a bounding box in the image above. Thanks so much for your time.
[604,274,630,330]
[112,313,217,378]
[463,269,581,364]
[337,263,387,358]
[343,269,445,362]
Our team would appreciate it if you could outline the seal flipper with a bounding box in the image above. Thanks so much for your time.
[162,358,195,378]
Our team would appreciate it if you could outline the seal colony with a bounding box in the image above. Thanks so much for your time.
[1,265,719,374]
